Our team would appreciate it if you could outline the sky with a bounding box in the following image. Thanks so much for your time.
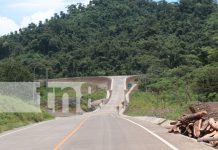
[0,0,177,36]
[0,0,90,36]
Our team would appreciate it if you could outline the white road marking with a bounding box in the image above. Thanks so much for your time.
[121,117,179,150]
[110,78,114,91]
[0,119,54,138]
[124,76,127,90]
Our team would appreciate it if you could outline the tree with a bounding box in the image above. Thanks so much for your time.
[192,66,218,101]
[0,59,32,81]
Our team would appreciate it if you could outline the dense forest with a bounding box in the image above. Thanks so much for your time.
[0,0,217,101]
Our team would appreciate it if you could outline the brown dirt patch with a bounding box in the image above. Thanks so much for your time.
[190,102,218,120]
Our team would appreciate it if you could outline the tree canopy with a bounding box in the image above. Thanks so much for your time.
[0,0,217,79]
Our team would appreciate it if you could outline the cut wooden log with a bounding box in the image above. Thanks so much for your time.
[179,111,207,122]
[169,121,182,133]
[211,141,218,147]
[189,103,218,120]
[206,125,211,131]
[212,141,218,147]
[170,121,178,125]
[193,120,201,138]
[210,128,214,132]
[198,136,218,142]
[184,122,193,135]
[169,108,218,149]
[210,133,218,147]
[169,124,181,133]
[199,119,203,130]
[200,120,209,131]
[178,111,207,123]
[209,118,218,131]
[199,130,216,140]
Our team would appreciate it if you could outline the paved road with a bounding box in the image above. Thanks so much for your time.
[0,76,213,150]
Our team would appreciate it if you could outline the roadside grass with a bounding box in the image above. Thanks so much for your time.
[39,86,76,108]
[81,83,107,112]
[124,90,197,120]
[0,95,41,112]
[0,111,53,132]
[0,82,107,133]
[39,83,107,112]
[0,95,53,132]
[133,65,218,120]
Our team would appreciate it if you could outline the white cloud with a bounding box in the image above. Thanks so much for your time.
[20,10,55,27]
[9,0,69,11]
[18,0,90,28]
[0,16,19,36]
[1,0,91,35]
[71,0,91,5]
[9,0,90,11]
[11,0,90,28]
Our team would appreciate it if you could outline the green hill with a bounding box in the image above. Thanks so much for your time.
[0,0,217,77]
[0,0,217,102]
[0,0,217,142]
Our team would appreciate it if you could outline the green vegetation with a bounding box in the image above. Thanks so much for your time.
[0,0,217,78]
[125,90,195,119]
[0,95,41,112]
[0,111,53,132]
[0,59,32,82]
[81,83,107,111]
[0,95,53,132]
[126,64,218,119]
[39,86,76,112]
[139,65,218,102]
[0,83,106,132]
[39,83,107,112]
[0,0,218,125]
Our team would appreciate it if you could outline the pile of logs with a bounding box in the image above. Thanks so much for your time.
[169,111,218,148]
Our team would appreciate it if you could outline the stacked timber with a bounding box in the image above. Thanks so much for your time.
[169,110,218,148]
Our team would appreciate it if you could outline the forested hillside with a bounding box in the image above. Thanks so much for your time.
[0,0,217,101]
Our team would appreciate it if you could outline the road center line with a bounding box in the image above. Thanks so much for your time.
[121,117,179,150]
[53,116,90,150]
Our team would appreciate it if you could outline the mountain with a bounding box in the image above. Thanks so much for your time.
[0,0,217,79]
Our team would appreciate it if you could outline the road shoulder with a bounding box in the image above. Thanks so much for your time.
[122,115,214,150]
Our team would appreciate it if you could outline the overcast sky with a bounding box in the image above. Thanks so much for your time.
[0,0,177,36]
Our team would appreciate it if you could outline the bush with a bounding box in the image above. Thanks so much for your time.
[0,111,53,132]
[0,59,32,82]
[191,66,218,101]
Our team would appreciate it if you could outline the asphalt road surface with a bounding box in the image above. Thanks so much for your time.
[0,76,213,150]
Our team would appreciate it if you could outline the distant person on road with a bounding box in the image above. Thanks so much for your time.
[116,105,120,115]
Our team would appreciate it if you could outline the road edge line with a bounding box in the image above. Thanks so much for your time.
[0,119,55,138]
[110,78,114,91]
[121,117,179,150]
